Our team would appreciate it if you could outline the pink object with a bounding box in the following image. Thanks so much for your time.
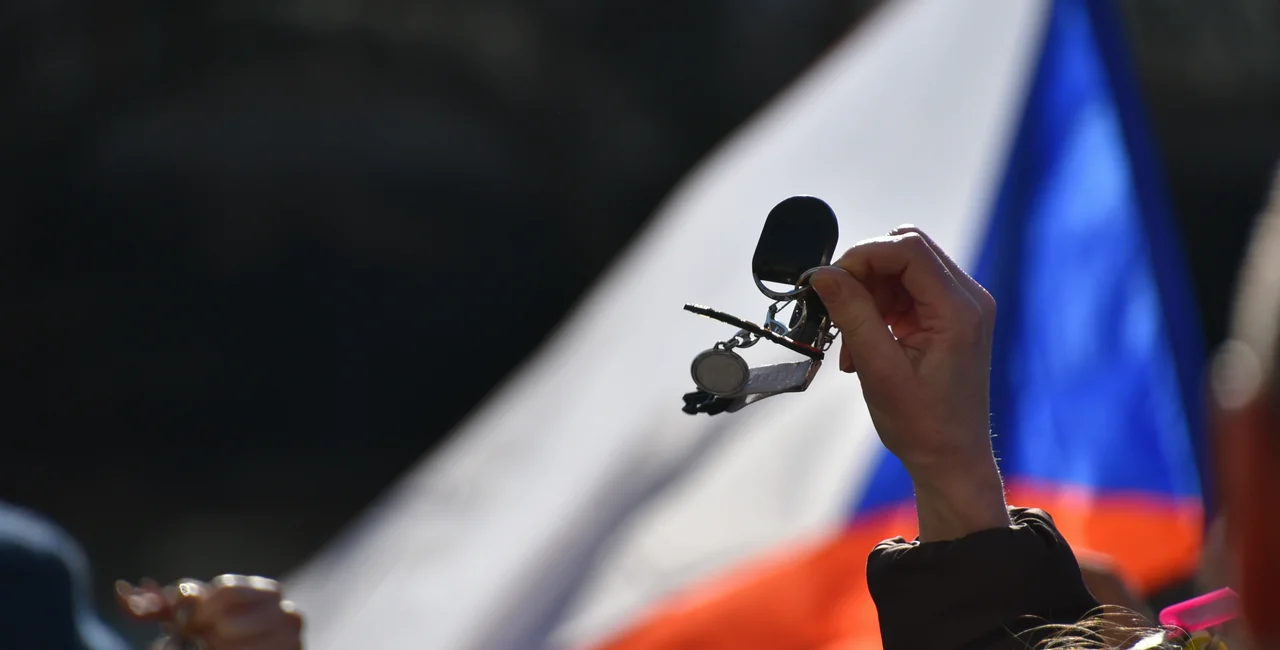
[1158,587,1240,632]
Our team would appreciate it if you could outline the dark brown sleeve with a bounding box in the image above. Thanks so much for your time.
[867,507,1101,650]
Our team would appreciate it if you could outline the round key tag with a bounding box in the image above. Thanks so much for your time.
[690,348,750,396]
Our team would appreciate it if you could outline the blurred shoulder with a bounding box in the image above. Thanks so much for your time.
[0,501,88,577]
[0,501,130,650]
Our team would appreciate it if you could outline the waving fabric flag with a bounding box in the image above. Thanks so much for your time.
[563,2,1205,649]
[285,1,1204,649]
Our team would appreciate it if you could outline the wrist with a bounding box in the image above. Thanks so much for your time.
[908,450,1010,542]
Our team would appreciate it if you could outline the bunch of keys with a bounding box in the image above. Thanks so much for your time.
[116,578,206,650]
[681,196,840,415]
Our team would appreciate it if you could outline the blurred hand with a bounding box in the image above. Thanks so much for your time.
[118,574,303,650]
[810,226,1008,541]
[1075,550,1150,617]
[1197,515,1230,593]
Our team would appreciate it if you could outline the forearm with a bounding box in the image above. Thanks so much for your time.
[909,450,1011,542]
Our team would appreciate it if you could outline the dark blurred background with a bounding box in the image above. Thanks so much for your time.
[2,0,1278,643]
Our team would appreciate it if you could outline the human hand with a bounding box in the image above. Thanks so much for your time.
[117,574,303,650]
[1075,550,1150,617]
[810,226,1007,541]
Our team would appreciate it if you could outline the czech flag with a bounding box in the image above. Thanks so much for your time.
[287,1,1205,649]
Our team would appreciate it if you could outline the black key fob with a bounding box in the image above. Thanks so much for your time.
[752,196,839,290]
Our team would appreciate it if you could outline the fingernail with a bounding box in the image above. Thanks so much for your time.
[810,271,841,302]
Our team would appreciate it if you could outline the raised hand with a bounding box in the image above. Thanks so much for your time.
[117,575,303,650]
[810,226,1009,541]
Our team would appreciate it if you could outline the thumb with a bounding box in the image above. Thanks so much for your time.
[810,267,902,376]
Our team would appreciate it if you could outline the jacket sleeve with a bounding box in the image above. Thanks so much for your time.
[867,507,1101,650]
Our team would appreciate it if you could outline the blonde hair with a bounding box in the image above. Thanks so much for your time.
[1024,607,1189,649]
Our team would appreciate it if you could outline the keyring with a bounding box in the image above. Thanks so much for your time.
[681,197,839,415]
[751,266,825,302]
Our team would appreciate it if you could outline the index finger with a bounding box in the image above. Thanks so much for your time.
[889,225,995,315]
[832,232,971,317]
[114,579,171,622]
